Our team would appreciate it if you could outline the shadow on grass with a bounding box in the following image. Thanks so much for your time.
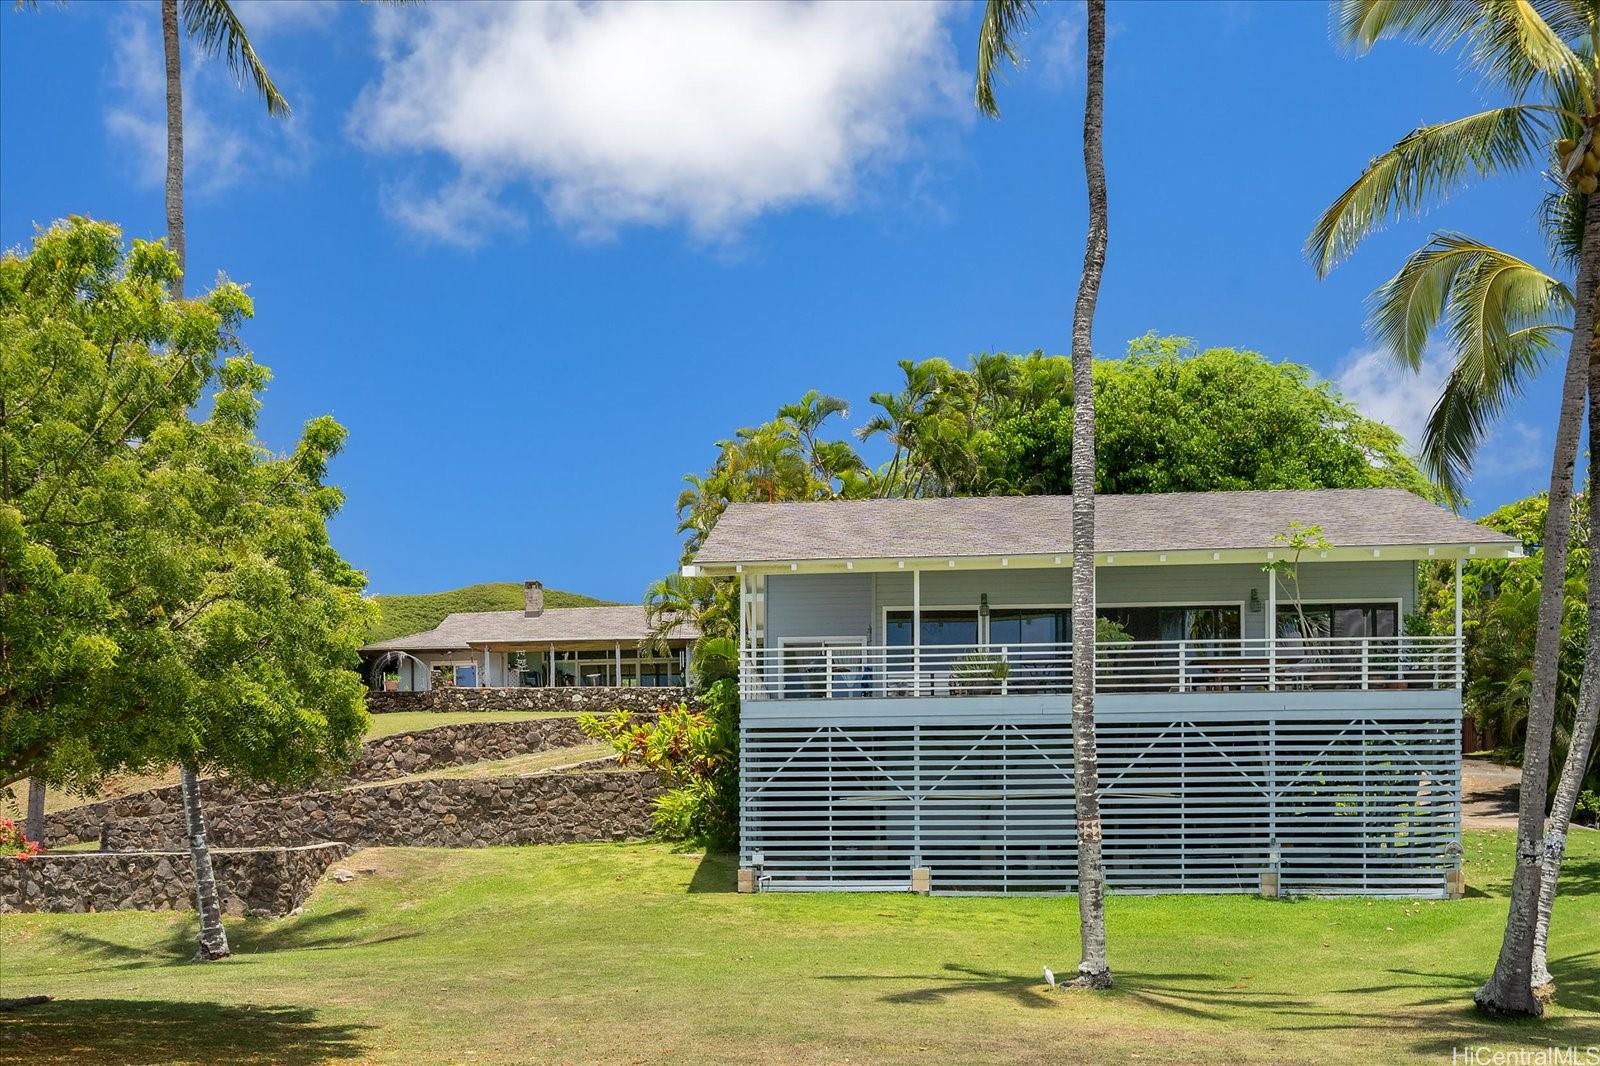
[821,962,1060,1008]
[687,852,737,893]
[47,908,418,973]
[0,998,370,1065]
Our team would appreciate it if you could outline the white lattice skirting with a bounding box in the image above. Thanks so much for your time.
[741,703,1461,897]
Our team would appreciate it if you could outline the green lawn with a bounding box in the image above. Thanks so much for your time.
[2,830,1597,1065]
[361,710,577,740]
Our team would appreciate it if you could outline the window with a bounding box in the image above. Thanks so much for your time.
[886,610,979,647]
[988,608,1070,645]
[1097,605,1241,643]
[1278,602,1398,639]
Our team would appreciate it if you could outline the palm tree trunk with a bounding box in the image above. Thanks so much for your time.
[181,762,230,961]
[1476,188,1600,1017]
[23,776,45,846]
[1530,326,1600,997]
[161,0,185,297]
[1068,0,1111,991]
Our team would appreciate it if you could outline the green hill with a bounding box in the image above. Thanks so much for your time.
[367,582,618,643]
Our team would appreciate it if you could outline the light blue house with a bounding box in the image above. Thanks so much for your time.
[685,489,1521,897]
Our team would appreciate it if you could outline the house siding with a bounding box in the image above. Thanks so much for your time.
[759,561,1419,643]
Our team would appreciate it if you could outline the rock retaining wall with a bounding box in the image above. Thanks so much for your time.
[0,842,350,917]
[44,716,641,847]
[101,769,663,852]
[367,686,694,714]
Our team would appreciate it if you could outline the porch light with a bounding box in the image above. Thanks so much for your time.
[979,593,990,620]
[1248,588,1262,614]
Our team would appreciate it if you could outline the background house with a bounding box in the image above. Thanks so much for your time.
[362,580,697,691]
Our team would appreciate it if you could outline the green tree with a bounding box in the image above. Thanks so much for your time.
[1308,1,1600,1016]
[0,219,371,958]
[977,0,1113,990]
[983,337,1439,499]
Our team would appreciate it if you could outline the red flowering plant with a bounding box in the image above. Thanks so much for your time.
[0,818,44,861]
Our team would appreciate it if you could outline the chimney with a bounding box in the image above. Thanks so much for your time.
[524,580,544,618]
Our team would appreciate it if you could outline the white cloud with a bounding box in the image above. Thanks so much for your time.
[1333,344,1453,453]
[104,12,312,197]
[348,1,966,243]
[229,0,339,36]
[381,178,526,249]
[1481,421,1547,476]
[1038,8,1085,88]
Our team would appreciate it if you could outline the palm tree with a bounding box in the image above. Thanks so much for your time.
[161,0,288,961]
[162,0,288,297]
[1308,1,1600,1016]
[976,0,1113,990]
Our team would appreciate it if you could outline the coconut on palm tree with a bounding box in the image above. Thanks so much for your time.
[1308,0,1600,1016]
[975,0,1113,990]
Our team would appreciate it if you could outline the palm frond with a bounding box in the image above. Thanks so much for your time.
[1308,105,1554,275]
[1539,185,1590,267]
[1369,233,1571,366]
[180,0,290,117]
[975,0,1037,118]
[1336,0,1588,97]
[1365,234,1569,498]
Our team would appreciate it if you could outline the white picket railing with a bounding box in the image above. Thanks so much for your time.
[741,635,1462,701]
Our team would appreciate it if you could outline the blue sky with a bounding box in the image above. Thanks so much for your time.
[0,1,1569,603]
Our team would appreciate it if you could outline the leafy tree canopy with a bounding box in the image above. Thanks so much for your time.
[1415,491,1592,791]
[983,335,1441,500]
[0,217,371,793]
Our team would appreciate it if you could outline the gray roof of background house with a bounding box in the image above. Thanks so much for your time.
[691,488,1521,565]
[362,605,698,653]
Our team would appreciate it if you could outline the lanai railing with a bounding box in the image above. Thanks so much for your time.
[740,635,1462,701]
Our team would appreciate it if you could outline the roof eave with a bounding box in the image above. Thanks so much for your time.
[687,540,1523,576]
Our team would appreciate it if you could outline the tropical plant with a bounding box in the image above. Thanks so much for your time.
[1263,522,1336,641]
[976,0,1112,991]
[1308,1,1600,1016]
[579,678,741,849]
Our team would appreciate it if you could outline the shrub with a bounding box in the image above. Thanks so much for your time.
[1576,790,1600,829]
[0,818,43,860]
[579,678,740,850]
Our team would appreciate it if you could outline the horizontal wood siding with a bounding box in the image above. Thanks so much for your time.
[762,562,1418,644]
[766,573,874,643]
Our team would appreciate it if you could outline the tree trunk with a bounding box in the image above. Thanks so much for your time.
[161,0,185,297]
[180,762,230,961]
[1068,0,1111,991]
[23,777,45,846]
[1530,316,1600,997]
[1475,187,1600,1017]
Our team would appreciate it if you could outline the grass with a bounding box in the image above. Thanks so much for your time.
[358,742,616,787]
[2,830,1597,1064]
[361,710,576,741]
[7,711,579,817]
[366,582,615,643]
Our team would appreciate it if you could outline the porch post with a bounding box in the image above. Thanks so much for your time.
[1266,570,1277,690]
[738,574,748,697]
[548,643,555,688]
[614,640,623,687]
[1453,557,1464,688]
[912,567,922,695]
[482,647,490,688]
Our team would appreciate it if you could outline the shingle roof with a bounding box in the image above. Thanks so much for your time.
[691,488,1520,565]
[362,605,698,653]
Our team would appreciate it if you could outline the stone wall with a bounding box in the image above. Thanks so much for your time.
[44,715,641,847]
[1,842,350,917]
[367,685,694,714]
[102,769,663,852]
